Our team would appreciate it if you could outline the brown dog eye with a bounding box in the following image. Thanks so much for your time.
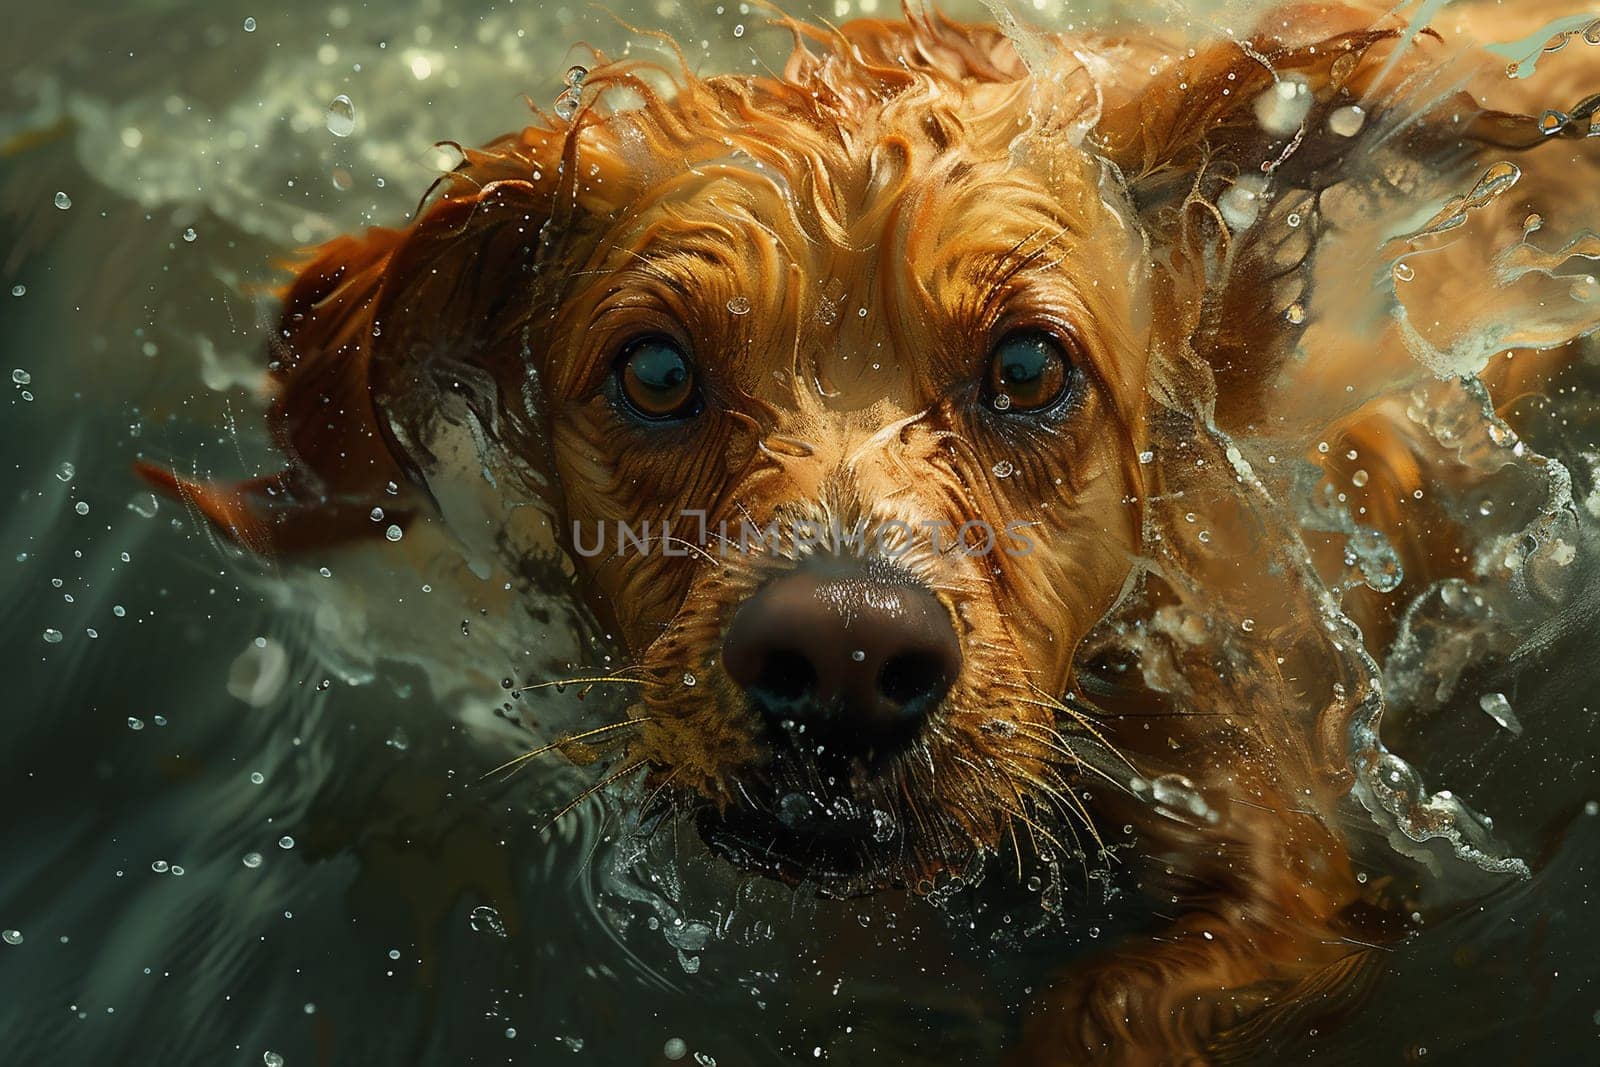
[617,337,699,421]
[985,329,1073,413]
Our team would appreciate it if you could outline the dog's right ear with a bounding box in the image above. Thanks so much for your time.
[138,122,612,557]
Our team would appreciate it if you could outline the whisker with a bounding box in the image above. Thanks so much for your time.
[514,675,652,694]
[538,758,650,834]
[479,717,651,781]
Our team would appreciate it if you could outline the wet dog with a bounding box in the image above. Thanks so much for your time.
[142,1,1600,1060]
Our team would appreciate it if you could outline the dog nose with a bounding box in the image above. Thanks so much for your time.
[722,558,961,756]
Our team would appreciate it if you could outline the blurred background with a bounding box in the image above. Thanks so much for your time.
[1,2,1597,1064]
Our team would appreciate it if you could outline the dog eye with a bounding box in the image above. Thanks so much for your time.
[984,329,1074,413]
[616,337,699,421]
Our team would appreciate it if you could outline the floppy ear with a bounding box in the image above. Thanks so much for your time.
[138,124,601,557]
[1084,1,1562,432]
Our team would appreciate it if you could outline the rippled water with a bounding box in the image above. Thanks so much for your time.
[3,2,1600,1064]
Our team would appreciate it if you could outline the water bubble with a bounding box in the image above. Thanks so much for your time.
[325,94,356,137]
[182,227,197,243]
[384,524,403,542]
[1478,692,1523,735]
[127,717,144,731]
[469,904,508,938]
[564,65,588,87]
[9,285,23,297]
[278,835,295,850]
[1538,110,1569,136]
[151,860,169,873]
[1352,469,1369,487]
[56,462,75,482]
[726,296,751,315]
[663,1038,688,1061]
[243,17,257,32]
[262,1054,282,1067]
[1393,262,1415,283]
[11,369,29,385]
[42,629,63,645]
[1285,303,1306,325]
[53,191,71,210]
[1138,449,1154,464]
[992,393,1012,411]
[1478,499,1495,517]
[243,852,263,869]
[1327,105,1366,137]
[250,771,265,785]
[682,672,697,687]
[74,501,89,516]
[1,929,20,946]
[991,460,1015,479]
[733,24,746,38]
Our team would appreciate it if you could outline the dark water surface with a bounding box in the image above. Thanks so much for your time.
[3,2,1600,1064]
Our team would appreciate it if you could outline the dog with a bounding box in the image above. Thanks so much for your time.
[140,1,1600,1060]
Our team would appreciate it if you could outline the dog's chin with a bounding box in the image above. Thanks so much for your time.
[695,801,909,897]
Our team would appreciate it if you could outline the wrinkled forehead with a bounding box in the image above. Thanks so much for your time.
[556,136,1145,410]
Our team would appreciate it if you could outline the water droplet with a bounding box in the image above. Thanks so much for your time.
[1286,302,1306,325]
[384,524,403,542]
[991,460,1015,479]
[1478,499,1495,517]
[182,227,197,242]
[682,672,697,687]
[1352,469,1369,487]
[1327,105,1366,137]
[1477,692,1523,735]
[243,852,263,869]
[469,904,508,938]
[324,94,356,137]
[1138,450,1154,464]
[42,629,63,644]
[1539,109,1569,136]
[1393,262,1415,282]
[564,65,588,87]
[992,393,1012,411]
[53,191,71,210]
[554,88,580,121]
[726,296,751,315]
[11,369,30,385]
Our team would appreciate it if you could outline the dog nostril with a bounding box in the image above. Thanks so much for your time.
[756,648,816,705]
[722,557,962,760]
[878,650,952,710]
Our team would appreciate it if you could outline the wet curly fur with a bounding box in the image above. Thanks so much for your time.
[142,2,1599,1061]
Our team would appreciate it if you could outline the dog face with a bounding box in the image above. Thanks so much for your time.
[535,101,1152,885]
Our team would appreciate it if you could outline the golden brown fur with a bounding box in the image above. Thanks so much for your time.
[142,2,1599,1061]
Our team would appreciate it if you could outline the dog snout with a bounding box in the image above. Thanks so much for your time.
[722,557,961,757]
